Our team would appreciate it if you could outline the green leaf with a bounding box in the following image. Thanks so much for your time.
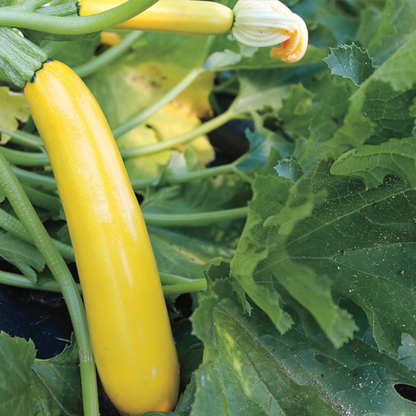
[191,286,416,416]
[367,0,416,65]
[281,164,416,353]
[31,338,82,416]
[274,158,304,183]
[51,37,101,67]
[330,137,416,188]
[300,77,351,165]
[85,32,213,130]
[0,332,35,416]
[0,232,45,283]
[234,69,291,114]
[293,0,360,44]
[278,84,316,138]
[328,32,416,154]
[324,43,375,89]
[231,169,357,348]
[236,126,289,174]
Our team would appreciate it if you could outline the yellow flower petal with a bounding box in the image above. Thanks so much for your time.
[231,0,308,63]
[270,13,308,63]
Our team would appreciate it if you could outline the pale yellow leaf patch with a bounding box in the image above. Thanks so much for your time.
[0,87,30,144]
[118,103,215,181]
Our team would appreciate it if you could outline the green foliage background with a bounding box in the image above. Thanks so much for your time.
[2,0,416,415]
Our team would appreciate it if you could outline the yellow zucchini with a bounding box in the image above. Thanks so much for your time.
[24,60,180,415]
[78,0,234,35]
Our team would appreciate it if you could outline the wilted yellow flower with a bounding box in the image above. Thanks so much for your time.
[231,0,308,63]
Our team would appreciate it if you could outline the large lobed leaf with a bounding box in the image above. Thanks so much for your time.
[230,160,416,354]
[0,332,81,416]
[189,275,416,416]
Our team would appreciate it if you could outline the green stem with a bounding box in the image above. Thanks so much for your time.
[144,206,248,226]
[113,68,203,139]
[0,269,207,295]
[212,75,238,93]
[0,146,49,166]
[162,279,207,296]
[21,183,62,212]
[0,151,98,416]
[0,207,75,262]
[0,0,159,34]
[11,166,57,191]
[230,166,255,185]
[131,163,236,189]
[74,31,142,78]
[0,126,43,149]
[120,110,237,158]
[23,0,49,12]
[159,272,197,284]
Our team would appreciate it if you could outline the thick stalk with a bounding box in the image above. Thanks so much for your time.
[144,207,248,226]
[21,183,62,212]
[23,0,50,12]
[11,166,57,191]
[0,126,44,149]
[0,146,49,166]
[0,0,159,35]
[74,31,142,78]
[0,151,99,416]
[162,280,207,296]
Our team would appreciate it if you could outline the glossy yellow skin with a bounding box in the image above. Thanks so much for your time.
[100,31,123,46]
[24,61,179,415]
[79,0,234,35]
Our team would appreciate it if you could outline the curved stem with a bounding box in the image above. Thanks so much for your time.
[0,151,98,416]
[11,166,57,191]
[23,0,50,12]
[0,0,159,35]
[113,67,203,139]
[230,166,255,185]
[0,269,206,295]
[144,206,248,226]
[74,31,142,78]
[21,183,62,212]
[0,146,49,166]
[0,126,43,149]
[120,110,236,158]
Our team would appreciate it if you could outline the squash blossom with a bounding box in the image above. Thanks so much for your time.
[231,0,308,63]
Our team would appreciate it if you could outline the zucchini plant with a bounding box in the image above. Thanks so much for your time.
[1,1,416,416]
